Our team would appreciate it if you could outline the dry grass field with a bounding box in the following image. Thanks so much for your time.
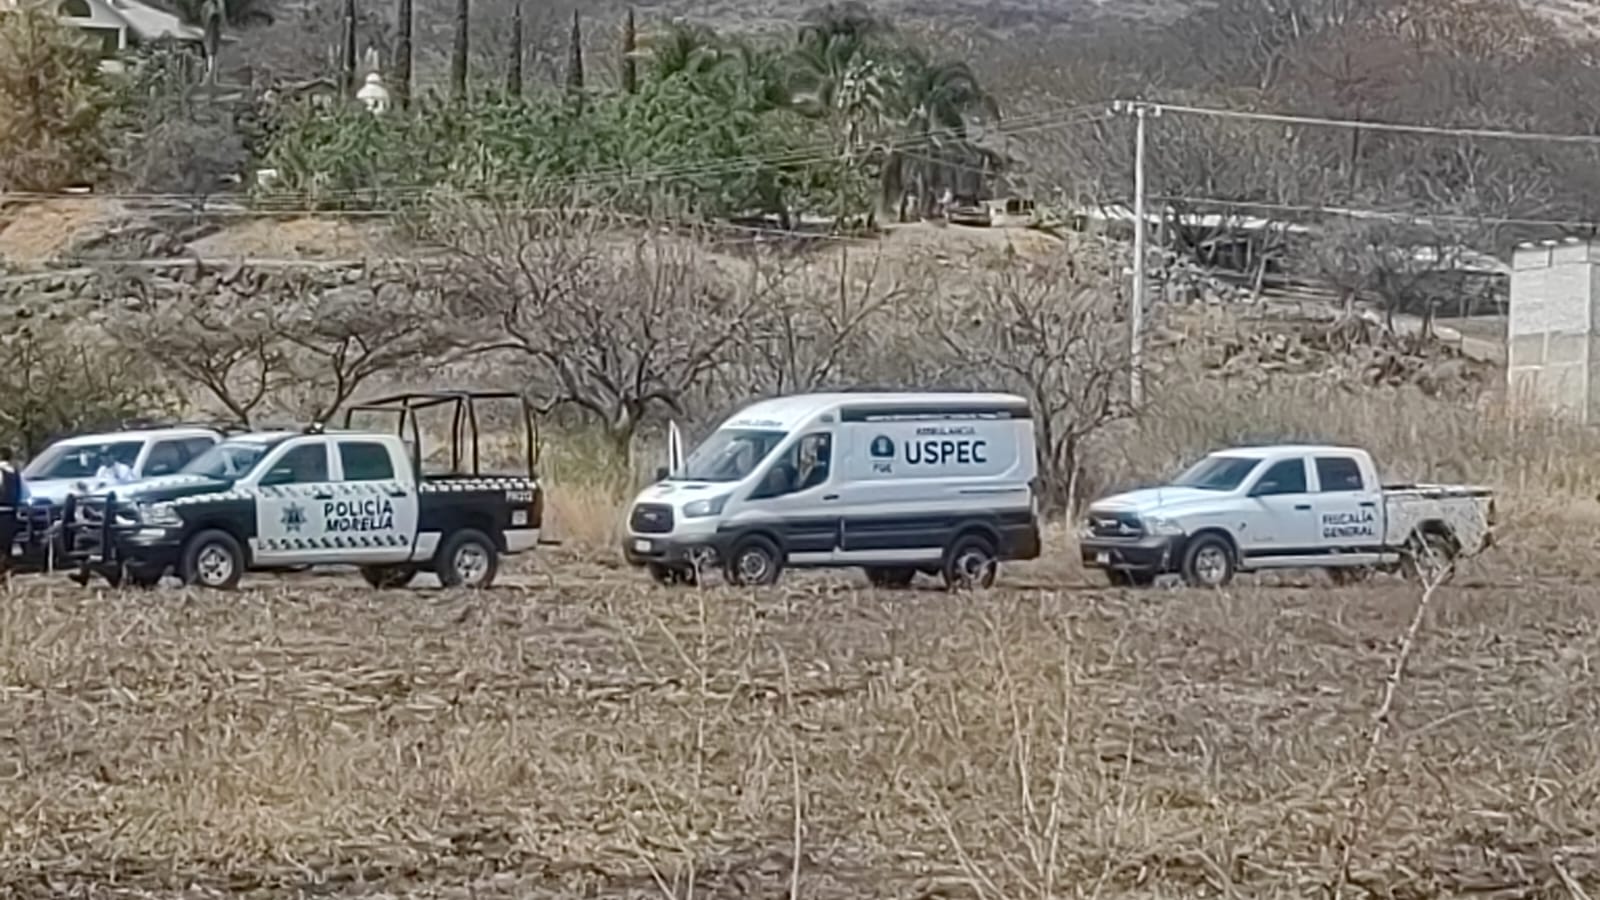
[3,533,1600,899]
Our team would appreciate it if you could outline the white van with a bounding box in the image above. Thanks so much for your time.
[622,392,1041,589]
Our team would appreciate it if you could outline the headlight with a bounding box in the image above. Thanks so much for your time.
[1143,516,1185,536]
[139,502,182,527]
[682,494,729,518]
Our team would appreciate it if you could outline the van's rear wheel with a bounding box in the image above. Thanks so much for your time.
[436,529,499,589]
[943,534,998,591]
[724,535,783,587]
[865,566,916,589]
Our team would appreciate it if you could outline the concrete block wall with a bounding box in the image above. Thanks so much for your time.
[1509,238,1600,423]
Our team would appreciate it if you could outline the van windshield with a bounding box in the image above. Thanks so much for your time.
[676,428,787,482]
[1170,455,1261,491]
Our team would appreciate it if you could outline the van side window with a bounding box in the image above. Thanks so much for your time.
[750,433,832,499]
[1252,459,1307,495]
[1315,457,1365,492]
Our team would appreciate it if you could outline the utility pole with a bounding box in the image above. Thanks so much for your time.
[1113,100,1159,407]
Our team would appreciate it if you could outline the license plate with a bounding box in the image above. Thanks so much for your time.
[511,510,528,527]
[633,539,652,553]
[1095,552,1110,565]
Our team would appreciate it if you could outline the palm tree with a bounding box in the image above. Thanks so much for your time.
[170,0,273,83]
[887,50,998,219]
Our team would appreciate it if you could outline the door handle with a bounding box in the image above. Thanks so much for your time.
[822,494,839,501]
[1294,504,1312,511]
[385,488,407,498]
[1358,501,1376,508]
[312,491,334,500]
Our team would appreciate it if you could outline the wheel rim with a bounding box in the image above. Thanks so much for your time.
[952,548,992,587]
[453,543,490,586]
[737,549,770,583]
[1193,546,1229,586]
[196,544,234,587]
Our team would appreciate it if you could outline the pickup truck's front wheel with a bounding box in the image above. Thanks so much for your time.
[180,529,244,591]
[1181,534,1235,589]
[436,529,499,589]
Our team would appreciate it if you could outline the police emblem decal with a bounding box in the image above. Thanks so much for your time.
[281,502,307,533]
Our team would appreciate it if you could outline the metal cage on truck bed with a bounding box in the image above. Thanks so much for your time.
[339,391,539,481]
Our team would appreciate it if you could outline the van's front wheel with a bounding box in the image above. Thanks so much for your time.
[724,535,783,587]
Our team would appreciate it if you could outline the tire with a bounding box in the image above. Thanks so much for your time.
[724,535,783,587]
[180,529,245,590]
[1401,529,1458,585]
[1105,569,1157,588]
[435,529,499,589]
[943,533,998,591]
[647,563,698,587]
[1180,533,1235,589]
[865,566,917,589]
[360,565,418,589]
[125,566,165,589]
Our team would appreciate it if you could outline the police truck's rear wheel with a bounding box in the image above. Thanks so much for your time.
[436,529,499,589]
[180,529,244,591]
[943,534,998,591]
[361,564,418,589]
[1180,534,1235,589]
[865,567,916,589]
[724,536,783,587]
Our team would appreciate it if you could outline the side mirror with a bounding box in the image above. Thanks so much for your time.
[654,465,668,482]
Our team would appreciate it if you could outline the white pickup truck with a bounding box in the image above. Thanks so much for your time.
[1079,444,1495,588]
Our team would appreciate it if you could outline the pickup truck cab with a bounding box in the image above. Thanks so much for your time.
[63,423,543,590]
[1080,444,1495,588]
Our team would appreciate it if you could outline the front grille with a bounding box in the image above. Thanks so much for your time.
[1086,511,1143,540]
[630,503,674,534]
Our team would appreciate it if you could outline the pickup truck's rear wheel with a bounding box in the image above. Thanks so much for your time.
[180,529,244,591]
[1402,529,1459,585]
[436,529,499,589]
[360,564,418,589]
[1180,534,1235,589]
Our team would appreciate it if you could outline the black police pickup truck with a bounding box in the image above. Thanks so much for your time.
[63,392,545,590]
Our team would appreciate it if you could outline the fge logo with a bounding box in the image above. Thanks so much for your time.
[869,435,895,474]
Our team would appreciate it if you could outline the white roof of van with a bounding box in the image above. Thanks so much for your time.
[723,392,1029,431]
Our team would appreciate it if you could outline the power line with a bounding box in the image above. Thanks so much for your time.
[1145,100,1600,146]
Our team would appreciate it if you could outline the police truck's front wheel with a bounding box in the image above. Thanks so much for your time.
[724,535,783,587]
[180,529,244,591]
[436,529,499,589]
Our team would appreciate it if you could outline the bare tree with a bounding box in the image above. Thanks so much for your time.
[428,202,770,455]
[933,250,1131,512]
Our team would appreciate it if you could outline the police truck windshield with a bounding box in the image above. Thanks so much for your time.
[1170,455,1261,491]
[181,441,270,480]
[675,429,787,482]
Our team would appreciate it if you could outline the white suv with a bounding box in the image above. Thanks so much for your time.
[22,426,225,505]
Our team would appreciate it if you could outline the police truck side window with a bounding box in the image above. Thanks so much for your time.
[1315,457,1364,492]
[270,445,329,484]
[339,442,395,481]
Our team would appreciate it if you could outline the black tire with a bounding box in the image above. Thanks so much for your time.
[724,535,783,587]
[865,566,917,589]
[435,529,499,589]
[1105,569,1157,588]
[360,565,418,589]
[647,563,698,587]
[1401,529,1458,585]
[125,565,165,589]
[1180,533,1235,589]
[943,533,998,591]
[180,529,245,591]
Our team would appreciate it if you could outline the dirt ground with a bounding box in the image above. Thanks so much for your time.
[3,522,1598,899]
